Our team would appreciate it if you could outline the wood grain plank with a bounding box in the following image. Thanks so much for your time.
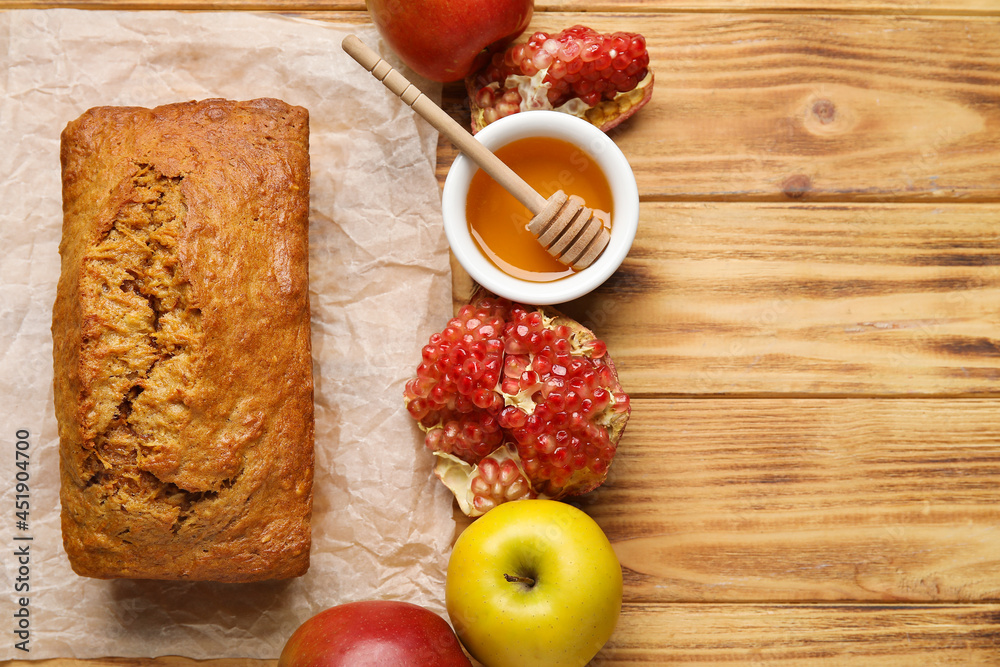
[557,202,1000,397]
[438,13,1000,202]
[574,398,1000,602]
[598,602,1000,665]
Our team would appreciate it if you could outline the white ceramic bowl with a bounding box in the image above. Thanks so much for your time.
[442,110,639,305]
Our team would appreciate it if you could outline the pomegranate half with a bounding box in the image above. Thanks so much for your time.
[466,25,654,134]
[404,290,630,516]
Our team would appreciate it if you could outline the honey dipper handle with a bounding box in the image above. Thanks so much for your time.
[342,35,547,214]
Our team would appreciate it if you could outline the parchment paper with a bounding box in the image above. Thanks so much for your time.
[0,10,457,660]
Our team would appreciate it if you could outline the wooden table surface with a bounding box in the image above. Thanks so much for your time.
[6,0,1000,665]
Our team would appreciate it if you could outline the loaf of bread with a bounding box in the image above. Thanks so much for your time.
[53,98,314,582]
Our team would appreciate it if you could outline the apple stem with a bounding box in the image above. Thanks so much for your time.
[504,573,536,587]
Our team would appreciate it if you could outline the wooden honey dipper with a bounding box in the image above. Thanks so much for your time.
[342,34,611,270]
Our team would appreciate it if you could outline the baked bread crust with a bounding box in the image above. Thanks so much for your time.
[53,98,314,582]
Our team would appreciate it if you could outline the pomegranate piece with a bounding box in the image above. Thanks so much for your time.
[466,25,654,133]
[404,290,630,516]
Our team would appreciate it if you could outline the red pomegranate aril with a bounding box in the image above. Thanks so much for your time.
[498,406,524,428]
[612,52,631,70]
[501,377,520,395]
[532,50,553,70]
[505,354,527,377]
[580,39,601,62]
[522,456,540,475]
[531,402,552,423]
[532,355,553,375]
[470,389,491,409]
[406,397,428,420]
[591,387,610,408]
[463,422,482,442]
[456,375,474,395]
[462,358,482,379]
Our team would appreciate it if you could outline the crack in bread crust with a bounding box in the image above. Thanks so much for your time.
[78,164,218,533]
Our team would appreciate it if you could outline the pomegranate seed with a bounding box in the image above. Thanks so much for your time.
[592,387,610,411]
[629,35,646,57]
[533,355,553,375]
[499,459,521,484]
[558,40,581,62]
[406,397,428,420]
[532,49,553,70]
[472,388,495,409]
[522,457,540,476]
[500,406,527,428]
[456,375,474,395]
[580,39,602,62]
[552,447,570,467]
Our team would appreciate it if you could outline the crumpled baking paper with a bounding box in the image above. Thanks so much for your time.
[0,9,457,660]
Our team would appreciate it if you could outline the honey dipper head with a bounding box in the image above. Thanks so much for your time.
[527,191,611,270]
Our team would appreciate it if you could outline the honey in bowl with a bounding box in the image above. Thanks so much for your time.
[466,136,614,283]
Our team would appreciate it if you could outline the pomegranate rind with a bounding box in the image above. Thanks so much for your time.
[433,452,480,517]
[433,444,537,517]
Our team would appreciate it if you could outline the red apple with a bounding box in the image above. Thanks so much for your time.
[278,600,472,667]
[367,0,533,82]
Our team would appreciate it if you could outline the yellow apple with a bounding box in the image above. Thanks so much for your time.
[445,499,622,667]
